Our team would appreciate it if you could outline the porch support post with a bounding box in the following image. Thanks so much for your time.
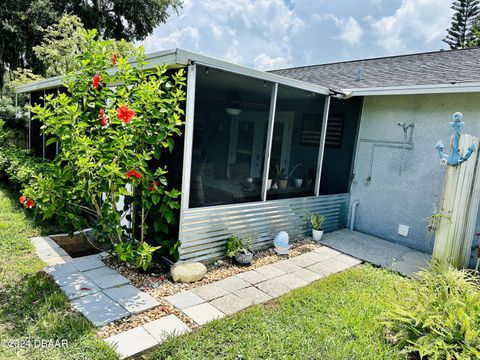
[27,93,32,150]
[261,83,278,201]
[180,63,197,211]
[42,90,46,159]
[314,96,331,196]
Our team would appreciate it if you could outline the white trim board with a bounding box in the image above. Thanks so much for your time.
[346,82,480,97]
[16,49,330,96]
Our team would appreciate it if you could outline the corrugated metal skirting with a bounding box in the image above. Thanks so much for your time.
[179,193,350,263]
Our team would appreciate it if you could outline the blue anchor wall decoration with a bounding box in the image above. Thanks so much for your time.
[435,112,476,166]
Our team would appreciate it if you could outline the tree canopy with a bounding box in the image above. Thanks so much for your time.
[444,0,480,49]
[0,0,181,87]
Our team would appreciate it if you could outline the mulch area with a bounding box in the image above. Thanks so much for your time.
[97,238,319,338]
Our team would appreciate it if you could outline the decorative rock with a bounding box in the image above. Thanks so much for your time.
[170,262,207,283]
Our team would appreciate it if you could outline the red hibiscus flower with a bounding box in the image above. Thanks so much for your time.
[112,53,117,66]
[19,195,27,204]
[92,72,101,89]
[126,170,142,179]
[100,109,107,127]
[117,105,135,124]
[148,181,160,191]
[25,199,35,209]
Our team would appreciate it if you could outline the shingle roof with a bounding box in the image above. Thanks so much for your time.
[271,47,480,91]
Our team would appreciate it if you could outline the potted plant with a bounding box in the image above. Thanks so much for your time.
[309,214,325,241]
[278,167,288,189]
[226,235,253,265]
[305,168,316,188]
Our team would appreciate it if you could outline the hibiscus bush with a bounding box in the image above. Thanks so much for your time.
[23,30,186,268]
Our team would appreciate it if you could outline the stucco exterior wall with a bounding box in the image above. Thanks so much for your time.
[350,93,480,259]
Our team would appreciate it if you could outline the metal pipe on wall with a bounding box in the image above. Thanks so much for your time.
[352,123,415,184]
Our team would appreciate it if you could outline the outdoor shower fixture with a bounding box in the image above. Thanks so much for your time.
[435,112,476,166]
[352,121,415,184]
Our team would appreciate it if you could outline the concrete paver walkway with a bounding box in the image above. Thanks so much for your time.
[31,236,160,327]
[320,229,431,277]
[34,230,426,359]
[104,245,362,359]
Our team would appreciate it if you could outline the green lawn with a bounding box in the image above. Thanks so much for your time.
[0,183,414,360]
[148,265,413,360]
[0,184,115,360]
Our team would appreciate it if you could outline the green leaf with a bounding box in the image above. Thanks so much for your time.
[46,137,57,146]
[152,194,161,205]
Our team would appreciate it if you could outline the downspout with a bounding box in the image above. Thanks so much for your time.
[350,201,360,231]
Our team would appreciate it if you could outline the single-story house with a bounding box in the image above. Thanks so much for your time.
[16,47,480,265]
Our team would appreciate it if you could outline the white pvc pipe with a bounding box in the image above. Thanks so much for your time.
[350,201,360,231]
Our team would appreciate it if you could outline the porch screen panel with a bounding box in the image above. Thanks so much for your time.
[266,85,326,200]
[189,66,273,208]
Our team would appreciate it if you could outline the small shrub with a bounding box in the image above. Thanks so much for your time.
[113,241,160,271]
[225,235,243,258]
[383,260,480,359]
[0,145,49,189]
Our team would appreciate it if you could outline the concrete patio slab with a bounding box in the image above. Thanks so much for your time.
[214,276,250,293]
[233,286,272,305]
[306,262,336,277]
[192,283,230,301]
[104,285,160,314]
[210,293,252,315]
[320,229,431,277]
[336,253,363,267]
[105,326,157,359]
[45,263,79,278]
[319,257,356,273]
[313,246,342,258]
[292,268,324,283]
[271,259,303,273]
[165,291,205,310]
[235,270,271,284]
[35,246,70,264]
[255,277,290,298]
[182,302,225,325]
[72,293,130,327]
[392,251,429,277]
[56,272,101,299]
[71,255,105,272]
[254,264,286,278]
[31,236,60,250]
[289,253,324,268]
[44,256,71,265]
[83,266,130,290]
[142,314,191,343]
[275,273,309,290]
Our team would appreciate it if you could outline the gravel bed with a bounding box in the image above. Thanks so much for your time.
[97,238,319,338]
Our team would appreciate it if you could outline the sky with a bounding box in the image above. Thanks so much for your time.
[139,0,454,70]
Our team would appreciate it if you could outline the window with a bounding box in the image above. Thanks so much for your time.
[266,85,326,200]
[189,66,273,208]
